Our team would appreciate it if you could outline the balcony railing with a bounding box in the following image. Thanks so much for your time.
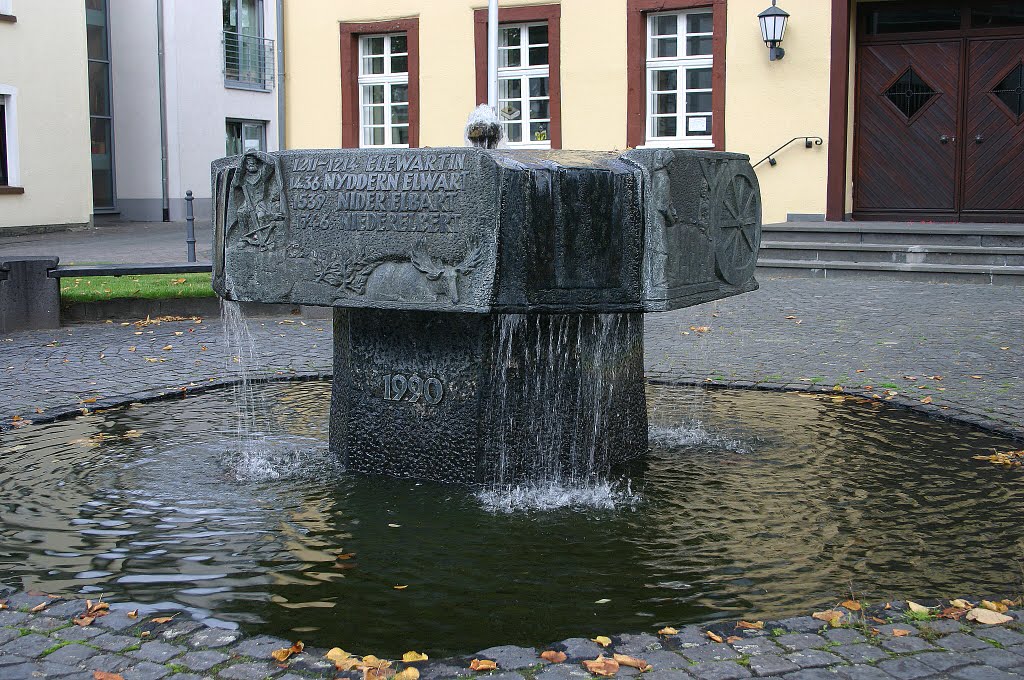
[223,31,275,91]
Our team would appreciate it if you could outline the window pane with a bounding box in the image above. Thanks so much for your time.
[655,93,677,114]
[392,105,409,125]
[364,36,385,55]
[687,36,713,56]
[499,78,522,100]
[528,24,548,45]
[91,119,115,208]
[1,104,9,185]
[653,69,677,92]
[686,115,712,136]
[391,55,408,74]
[653,14,677,36]
[364,106,385,125]
[864,8,961,34]
[88,61,111,116]
[392,126,409,145]
[87,23,108,60]
[974,3,1024,28]
[687,13,713,34]
[529,77,549,98]
[242,123,263,151]
[363,56,385,75]
[500,27,521,47]
[530,121,549,142]
[499,47,521,68]
[391,84,409,104]
[686,92,712,113]
[528,46,549,66]
[655,117,677,137]
[529,99,550,120]
[364,84,385,104]
[505,123,522,142]
[364,126,385,146]
[390,34,407,54]
[687,68,712,90]
[654,37,678,58]
[499,100,522,121]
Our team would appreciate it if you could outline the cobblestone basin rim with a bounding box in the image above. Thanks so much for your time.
[2,589,1024,679]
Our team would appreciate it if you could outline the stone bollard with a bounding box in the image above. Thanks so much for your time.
[0,256,61,332]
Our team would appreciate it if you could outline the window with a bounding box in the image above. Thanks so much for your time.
[0,87,20,190]
[884,67,937,120]
[0,0,13,19]
[87,0,115,211]
[358,33,410,147]
[0,100,8,186]
[993,63,1024,119]
[226,120,266,155]
[497,23,551,147]
[645,10,714,148]
[223,0,275,90]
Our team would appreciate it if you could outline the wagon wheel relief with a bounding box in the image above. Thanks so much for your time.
[712,170,762,286]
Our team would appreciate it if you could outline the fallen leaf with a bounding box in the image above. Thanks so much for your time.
[951,599,973,610]
[706,631,724,643]
[921,396,933,404]
[150,614,179,624]
[395,668,420,680]
[840,600,862,612]
[1000,347,1010,350]
[271,641,304,662]
[612,653,651,671]
[592,636,612,647]
[93,672,124,680]
[326,648,356,668]
[785,315,797,319]
[812,610,844,627]
[162,345,173,351]
[725,636,743,644]
[595,598,611,604]
[967,608,1013,625]
[581,655,619,677]
[73,615,95,627]
[541,650,567,664]
[388,523,401,528]
[869,616,887,624]
[941,607,969,620]
[0,601,7,610]
[907,601,931,614]
[402,651,428,663]
[393,585,408,590]
[970,375,983,379]
[981,600,1009,613]
[892,629,912,637]
[140,631,151,638]
[736,620,765,630]
[657,627,678,635]
[80,397,98,404]
[470,659,498,672]
[30,602,48,613]
[337,553,356,560]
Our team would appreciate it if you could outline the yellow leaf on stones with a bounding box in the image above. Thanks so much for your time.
[982,600,1009,613]
[73,615,95,627]
[907,601,931,614]
[657,627,678,635]
[402,652,428,663]
[29,602,47,613]
[271,641,304,662]
[395,668,420,680]
[150,614,178,624]
[967,608,1013,625]
[592,636,612,647]
[326,648,352,664]
[127,610,138,619]
[706,631,724,643]
[725,636,743,644]
[737,621,765,630]
[951,599,973,610]
[541,651,567,663]
[93,672,125,680]
[840,600,862,611]
[393,585,408,590]
[892,629,912,637]
[582,655,619,677]
[362,656,392,670]
[812,610,844,627]
[469,659,498,671]
[612,654,651,672]
[921,396,933,404]
[162,345,173,351]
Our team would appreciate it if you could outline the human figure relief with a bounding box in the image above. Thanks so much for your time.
[228,150,288,251]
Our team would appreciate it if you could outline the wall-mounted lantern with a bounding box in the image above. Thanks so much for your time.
[758,0,789,62]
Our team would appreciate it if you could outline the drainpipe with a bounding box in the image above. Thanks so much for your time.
[157,0,170,222]
[487,0,498,111]
[276,0,285,150]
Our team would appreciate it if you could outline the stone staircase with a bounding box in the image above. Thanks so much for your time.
[757,222,1024,284]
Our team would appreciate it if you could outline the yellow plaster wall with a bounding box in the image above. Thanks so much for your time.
[284,0,836,222]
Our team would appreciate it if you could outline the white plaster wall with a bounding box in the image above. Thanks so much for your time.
[0,1,92,231]
[107,0,280,221]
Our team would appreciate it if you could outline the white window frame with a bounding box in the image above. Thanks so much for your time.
[0,1,13,16]
[358,32,410,149]
[226,118,267,155]
[0,85,20,187]
[644,9,714,149]
[497,21,551,149]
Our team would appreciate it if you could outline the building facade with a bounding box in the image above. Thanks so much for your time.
[105,0,282,221]
[283,0,1024,224]
[0,1,93,233]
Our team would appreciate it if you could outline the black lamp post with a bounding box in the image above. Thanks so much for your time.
[758,0,789,62]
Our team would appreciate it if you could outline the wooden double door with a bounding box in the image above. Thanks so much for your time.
[855,37,1024,221]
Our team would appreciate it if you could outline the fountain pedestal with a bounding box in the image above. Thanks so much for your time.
[213,147,762,485]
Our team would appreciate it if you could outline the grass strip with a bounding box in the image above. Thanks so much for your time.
[60,273,214,303]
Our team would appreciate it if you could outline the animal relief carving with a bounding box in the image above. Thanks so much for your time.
[342,240,485,305]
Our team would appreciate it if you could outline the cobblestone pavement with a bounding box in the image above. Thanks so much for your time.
[1,277,1020,439]
[0,219,213,264]
[3,588,1024,679]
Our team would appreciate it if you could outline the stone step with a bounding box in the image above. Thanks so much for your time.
[759,241,1024,266]
[756,258,1024,285]
[763,222,1024,247]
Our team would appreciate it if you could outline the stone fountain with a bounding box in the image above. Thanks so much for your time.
[212,146,761,485]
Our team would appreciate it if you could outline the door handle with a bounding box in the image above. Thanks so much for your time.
[975,135,985,144]
[940,135,950,144]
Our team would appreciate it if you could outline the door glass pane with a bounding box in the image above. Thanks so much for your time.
[528,25,548,45]
[653,14,677,36]
[863,7,961,34]
[993,64,1024,117]
[687,13,713,34]
[973,3,1024,28]
[529,77,548,98]
[687,36,713,56]
[238,0,258,36]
